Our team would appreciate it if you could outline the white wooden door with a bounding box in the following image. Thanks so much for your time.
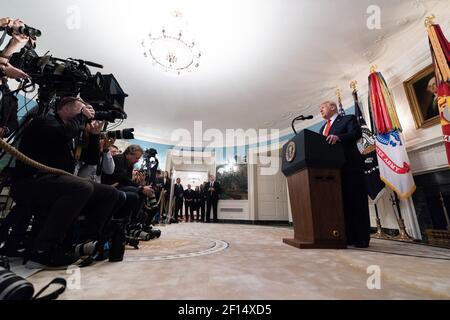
[256,162,288,221]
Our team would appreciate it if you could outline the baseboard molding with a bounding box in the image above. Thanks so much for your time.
[218,219,291,226]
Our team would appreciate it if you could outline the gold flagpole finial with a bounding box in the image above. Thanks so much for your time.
[424,14,435,28]
[335,88,342,101]
[350,80,358,91]
[370,65,377,74]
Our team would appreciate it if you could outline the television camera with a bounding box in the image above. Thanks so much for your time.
[9,46,128,119]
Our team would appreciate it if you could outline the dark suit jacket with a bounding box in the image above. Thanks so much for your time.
[14,114,88,179]
[320,114,364,172]
[102,153,139,187]
[205,181,221,201]
[174,184,184,201]
[184,189,194,203]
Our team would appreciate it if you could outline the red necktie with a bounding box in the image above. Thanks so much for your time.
[323,120,331,137]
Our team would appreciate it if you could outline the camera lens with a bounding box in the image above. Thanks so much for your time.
[0,268,35,300]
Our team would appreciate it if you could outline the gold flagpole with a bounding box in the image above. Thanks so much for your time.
[350,80,390,240]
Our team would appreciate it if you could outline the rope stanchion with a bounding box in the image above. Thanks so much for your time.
[0,138,79,178]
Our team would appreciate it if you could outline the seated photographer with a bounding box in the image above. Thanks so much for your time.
[77,126,139,223]
[102,145,155,225]
[0,18,32,81]
[10,97,121,268]
[77,121,116,183]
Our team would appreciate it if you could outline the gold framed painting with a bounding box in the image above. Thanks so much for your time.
[403,64,440,129]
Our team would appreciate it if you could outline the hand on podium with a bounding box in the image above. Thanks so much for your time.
[326,135,341,145]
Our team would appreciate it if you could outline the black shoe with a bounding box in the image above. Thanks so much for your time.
[25,249,79,269]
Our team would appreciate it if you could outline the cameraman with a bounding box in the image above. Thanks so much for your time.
[0,18,31,80]
[11,97,120,268]
[0,18,30,138]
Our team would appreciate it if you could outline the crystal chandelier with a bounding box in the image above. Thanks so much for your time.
[141,11,201,75]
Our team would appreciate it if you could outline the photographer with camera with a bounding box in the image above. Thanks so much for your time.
[77,121,116,182]
[102,145,154,218]
[10,97,121,268]
[0,18,31,138]
[0,18,32,81]
[75,122,140,261]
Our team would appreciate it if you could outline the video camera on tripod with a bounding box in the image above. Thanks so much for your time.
[9,46,128,119]
[140,148,159,185]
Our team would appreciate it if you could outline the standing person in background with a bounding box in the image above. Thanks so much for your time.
[173,178,184,222]
[183,184,194,222]
[193,186,200,222]
[199,182,207,222]
[161,171,171,219]
[205,175,221,223]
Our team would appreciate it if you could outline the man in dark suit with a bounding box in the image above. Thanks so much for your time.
[173,178,184,222]
[183,184,195,222]
[199,182,207,222]
[205,175,221,223]
[319,101,370,248]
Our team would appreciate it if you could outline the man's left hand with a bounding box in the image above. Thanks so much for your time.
[326,135,340,145]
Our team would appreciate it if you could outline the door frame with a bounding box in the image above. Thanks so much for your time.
[248,145,288,221]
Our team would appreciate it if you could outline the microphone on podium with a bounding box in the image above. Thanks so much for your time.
[291,115,314,135]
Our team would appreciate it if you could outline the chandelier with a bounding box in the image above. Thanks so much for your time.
[141,11,201,75]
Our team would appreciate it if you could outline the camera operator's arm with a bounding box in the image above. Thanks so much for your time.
[1,19,31,59]
[100,138,116,175]
[0,61,29,80]
[81,121,102,165]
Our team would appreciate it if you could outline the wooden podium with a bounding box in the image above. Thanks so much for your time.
[281,129,347,249]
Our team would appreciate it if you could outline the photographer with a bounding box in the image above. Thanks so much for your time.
[0,18,31,80]
[0,18,30,138]
[77,125,138,222]
[10,97,121,268]
[102,145,154,223]
[77,121,116,182]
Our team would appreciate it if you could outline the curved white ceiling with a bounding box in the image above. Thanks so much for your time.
[3,0,450,144]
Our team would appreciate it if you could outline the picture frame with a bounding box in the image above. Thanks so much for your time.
[403,64,440,129]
